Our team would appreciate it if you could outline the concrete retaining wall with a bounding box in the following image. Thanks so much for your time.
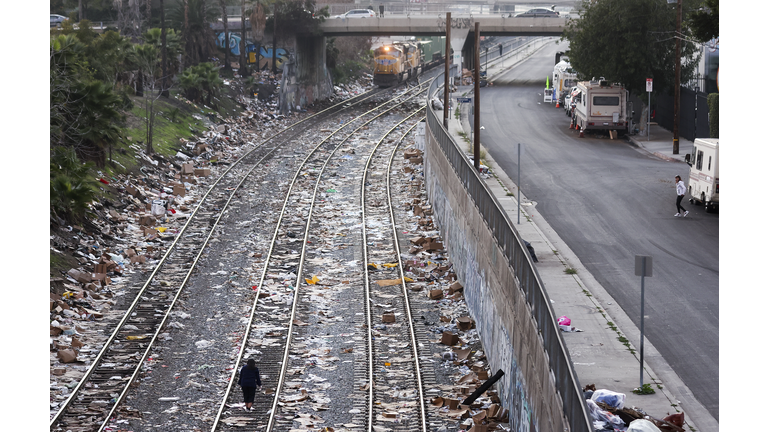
[424,125,566,432]
[279,35,334,114]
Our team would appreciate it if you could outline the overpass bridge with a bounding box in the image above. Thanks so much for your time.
[279,14,568,113]
[319,15,567,37]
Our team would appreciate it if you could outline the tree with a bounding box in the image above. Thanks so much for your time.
[687,0,718,43]
[219,0,231,72]
[143,27,183,77]
[131,43,164,154]
[50,146,97,223]
[51,34,125,166]
[240,0,248,76]
[170,0,219,67]
[161,0,170,97]
[179,62,224,106]
[562,0,699,99]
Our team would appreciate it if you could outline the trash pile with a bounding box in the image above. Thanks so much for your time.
[583,386,687,432]
[390,146,511,432]
[49,82,375,418]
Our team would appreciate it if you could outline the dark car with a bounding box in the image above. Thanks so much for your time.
[514,8,560,18]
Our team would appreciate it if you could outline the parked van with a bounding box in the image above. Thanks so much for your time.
[686,138,719,213]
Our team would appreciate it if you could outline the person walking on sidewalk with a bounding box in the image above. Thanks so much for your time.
[674,175,689,217]
[238,358,261,411]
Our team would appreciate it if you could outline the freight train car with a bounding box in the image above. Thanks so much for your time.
[373,40,445,87]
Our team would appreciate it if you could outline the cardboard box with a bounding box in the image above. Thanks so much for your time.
[67,269,92,284]
[445,398,460,410]
[423,239,444,251]
[429,289,444,300]
[382,313,395,323]
[457,316,475,331]
[194,168,211,177]
[130,255,147,264]
[477,370,489,380]
[139,215,155,226]
[404,149,423,159]
[448,281,464,294]
[486,404,501,419]
[408,156,423,164]
[469,424,489,432]
[57,348,78,363]
[181,162,194,174]
[609,130,618,139]
[95,263,108,274]
[173,183,186,197]
[441,331,459,346]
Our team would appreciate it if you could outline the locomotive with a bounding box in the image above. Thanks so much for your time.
[373,40,445,87]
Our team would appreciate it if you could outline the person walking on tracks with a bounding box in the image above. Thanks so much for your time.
[238,358,261,411]
[674,175,689,217]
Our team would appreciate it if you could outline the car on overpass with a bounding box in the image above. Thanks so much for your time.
[333,9,376,19]
[515,8,560,18]
[51,14,68,27]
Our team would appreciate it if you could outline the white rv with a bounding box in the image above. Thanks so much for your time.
[552,60,577,105]
[571,78,629,134]
[686,138,719,213]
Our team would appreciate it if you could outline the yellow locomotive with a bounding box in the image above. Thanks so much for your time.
[373,42,424,87]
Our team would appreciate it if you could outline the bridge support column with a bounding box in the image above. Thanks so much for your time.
[279,35,333,114]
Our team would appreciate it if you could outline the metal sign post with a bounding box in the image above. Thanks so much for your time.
[517,143,524,224]
[646,78,652,142]
[634,255,653,387]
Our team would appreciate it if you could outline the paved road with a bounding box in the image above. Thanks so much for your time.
[479,42,719,419]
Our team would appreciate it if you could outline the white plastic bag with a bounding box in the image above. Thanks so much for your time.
[626,419,662,432]
[591,388,626,409]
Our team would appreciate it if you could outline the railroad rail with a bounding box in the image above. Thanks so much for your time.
[50,88,386,432]
[210,80,431,431]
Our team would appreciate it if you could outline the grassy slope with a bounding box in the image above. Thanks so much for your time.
[50,85,244,278]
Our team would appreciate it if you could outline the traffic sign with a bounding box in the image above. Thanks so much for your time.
[457,97,472,103]
[646,78,653,92]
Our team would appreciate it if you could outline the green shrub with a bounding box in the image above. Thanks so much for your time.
[707,93,718,138]
[50,146,96,223]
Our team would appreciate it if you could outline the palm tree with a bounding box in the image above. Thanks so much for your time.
[219,0,231,72]
[240,0,248,76]
[170,0,219,67]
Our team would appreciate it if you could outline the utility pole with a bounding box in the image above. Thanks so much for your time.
[444,12,451,128]
[672,0,682,154]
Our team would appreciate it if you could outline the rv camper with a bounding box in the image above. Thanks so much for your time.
[686,138,719,213]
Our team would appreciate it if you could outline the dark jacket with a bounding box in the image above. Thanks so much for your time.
[238,365,261,387]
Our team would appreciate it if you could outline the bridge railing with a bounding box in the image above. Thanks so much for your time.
[425,74,593,432]
[226,4,578,18]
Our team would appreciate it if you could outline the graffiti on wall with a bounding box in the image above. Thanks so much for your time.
[246,45,289,71]
[215,33,290,71]
[436,16,473,32]
[216,32,243,56]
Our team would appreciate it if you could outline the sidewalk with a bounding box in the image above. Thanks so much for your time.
[439,39,717,431]
[627,123,694,165]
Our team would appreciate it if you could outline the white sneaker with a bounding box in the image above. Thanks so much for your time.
[683,211,689,217]
[674,213,680,217]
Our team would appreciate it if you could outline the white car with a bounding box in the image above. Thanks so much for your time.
[51,14,67,27]
[334,9,376,18]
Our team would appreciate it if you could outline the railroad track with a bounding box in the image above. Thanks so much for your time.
[210,82,432,431]
[360,116,428,432]
[49,88,397,432]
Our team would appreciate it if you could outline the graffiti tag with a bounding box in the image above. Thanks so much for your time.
[436,17,473,32]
